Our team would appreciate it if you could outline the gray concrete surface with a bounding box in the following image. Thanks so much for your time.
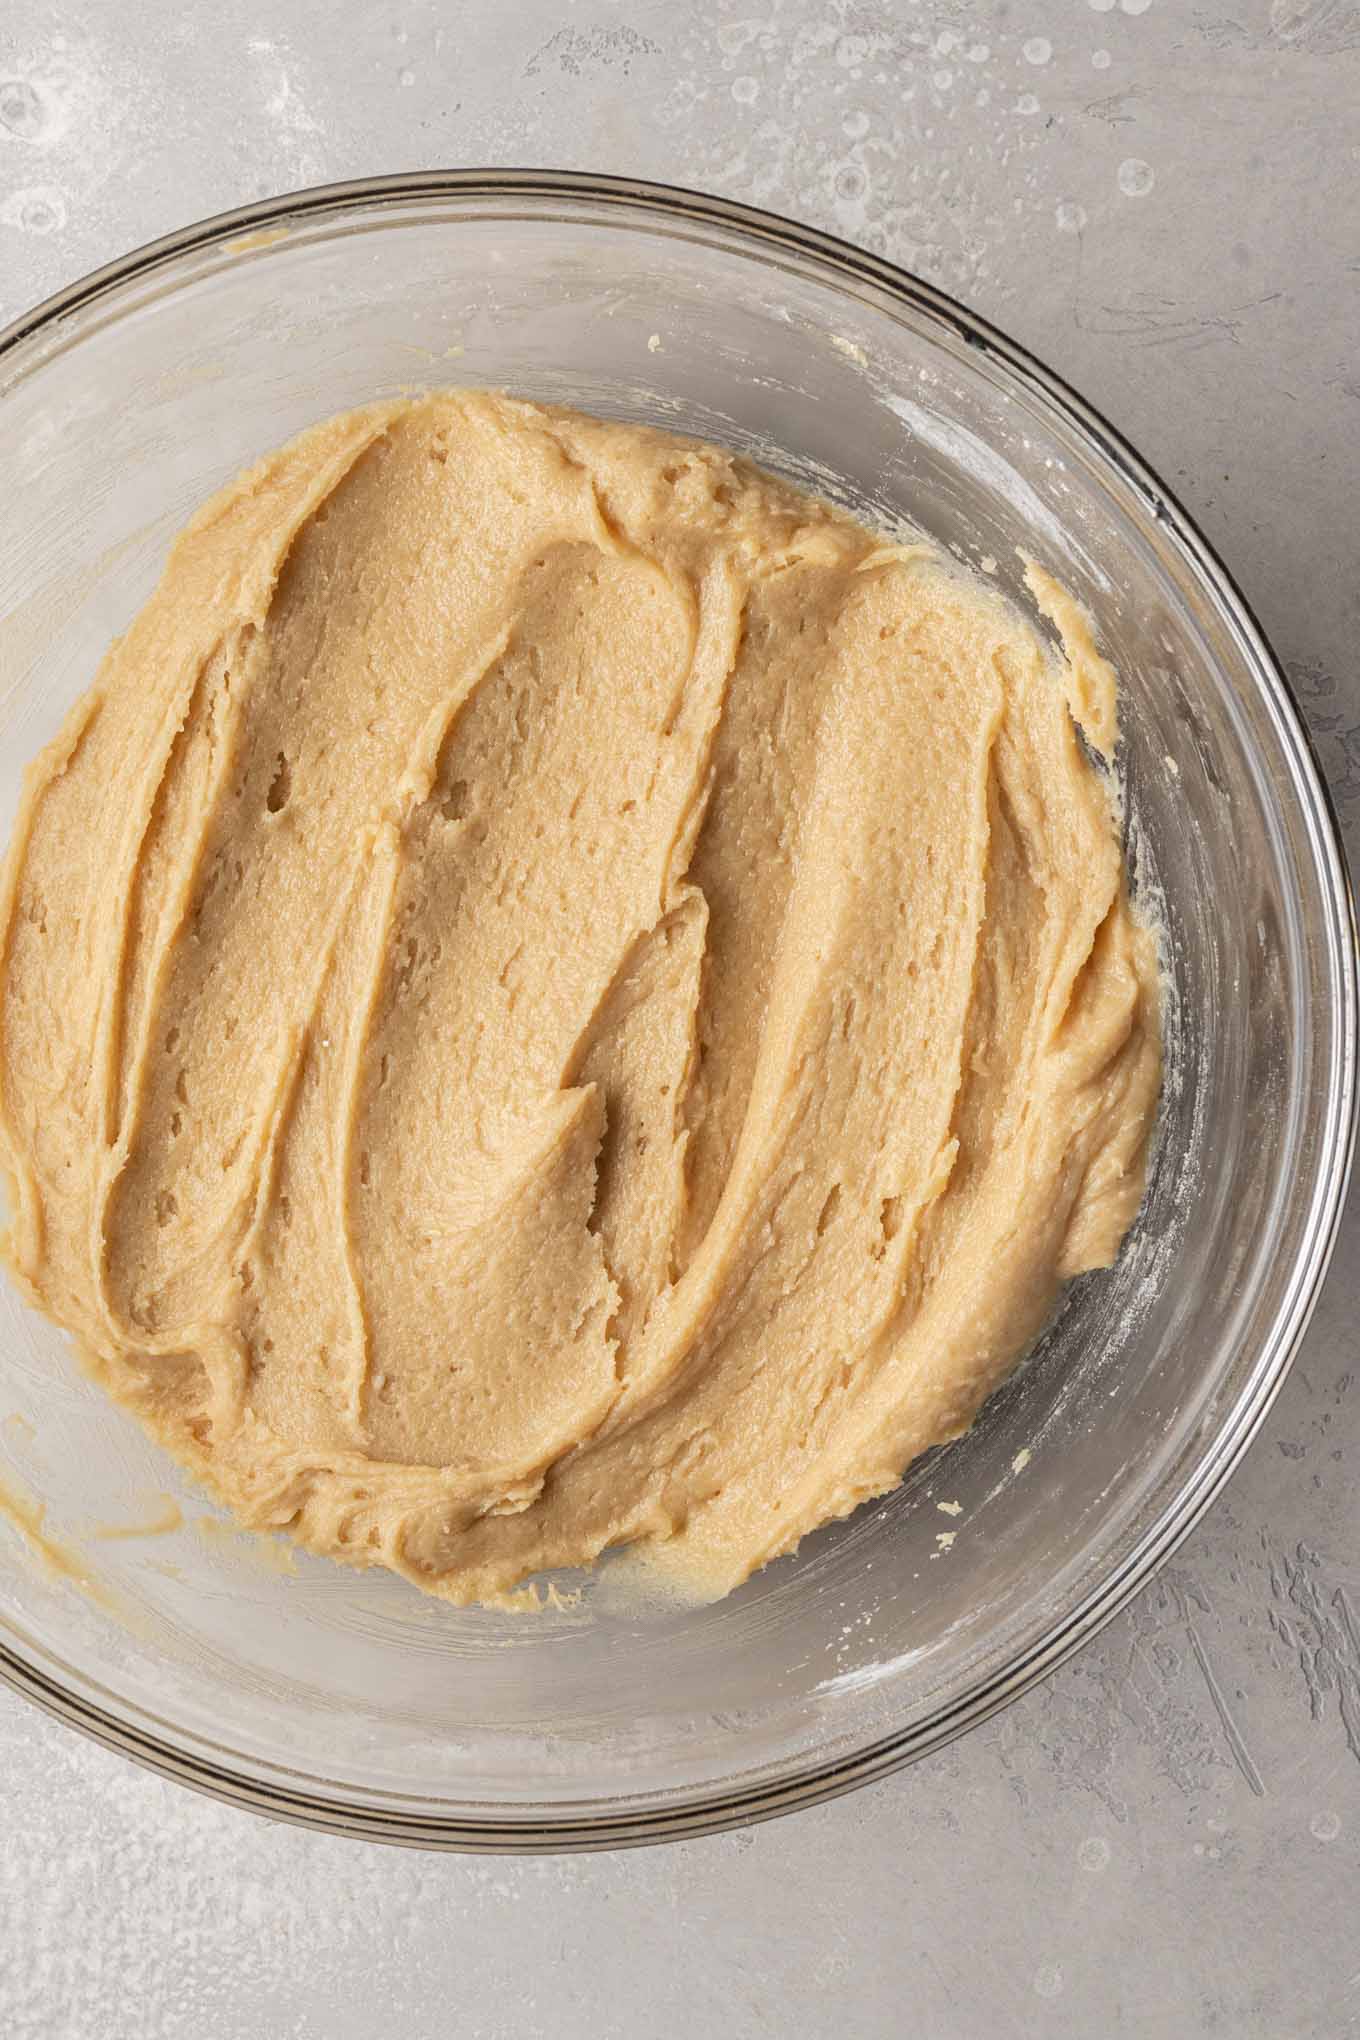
[1,2,1358,2034]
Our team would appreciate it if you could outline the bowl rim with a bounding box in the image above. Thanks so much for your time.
[0,166,1354,1852]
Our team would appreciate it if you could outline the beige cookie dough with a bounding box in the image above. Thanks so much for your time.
[0,392,1160,1607]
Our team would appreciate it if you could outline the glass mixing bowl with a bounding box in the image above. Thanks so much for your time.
[0,172,1353,1851]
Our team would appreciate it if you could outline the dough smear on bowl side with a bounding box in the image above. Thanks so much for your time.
[0,391,1161,1608]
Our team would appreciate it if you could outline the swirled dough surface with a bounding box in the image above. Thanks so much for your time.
[0,393,1160,1606]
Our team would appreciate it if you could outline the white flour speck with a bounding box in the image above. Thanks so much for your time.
[1023,37,1053,63]
[247,35,325,183]
[1118,157,1155,196]
[1056,199,1087,232]
[1092,47,1112,67]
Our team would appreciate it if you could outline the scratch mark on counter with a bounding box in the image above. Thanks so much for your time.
[1074,290,1284,356]
[1334,1587,1360,1764]
[524,25,660,79]
[1083,88,1141,126]
[1183,1608,1265,1797]
[1265,1535,1360,1770]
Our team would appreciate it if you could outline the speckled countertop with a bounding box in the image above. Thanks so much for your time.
[1,4,1357,2035]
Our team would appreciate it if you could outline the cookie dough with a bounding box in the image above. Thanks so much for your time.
[0,392,1160,1606]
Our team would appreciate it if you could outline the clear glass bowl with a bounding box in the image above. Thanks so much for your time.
[0,172,1353,1852]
